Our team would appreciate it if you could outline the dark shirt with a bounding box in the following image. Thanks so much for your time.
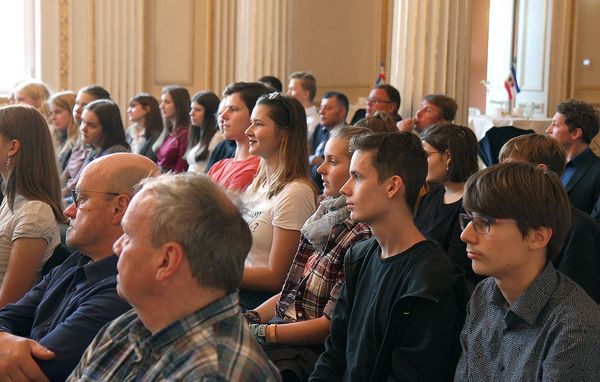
[310,125,332,191]
[454,262,600,381]
[415,184,484,289]
[561,148,600,215]
[554,206,600,303]
[311,238,468,381]
[205,140,236,173]
[0,252,131,382]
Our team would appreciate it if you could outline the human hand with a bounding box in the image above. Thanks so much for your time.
[397,117,416,132]
[0,332,54,382]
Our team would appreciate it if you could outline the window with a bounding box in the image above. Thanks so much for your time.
[0,0,35,95]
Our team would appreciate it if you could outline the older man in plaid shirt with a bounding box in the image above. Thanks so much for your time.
[68,174,280,382]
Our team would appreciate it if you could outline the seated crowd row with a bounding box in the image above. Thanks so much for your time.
[0,74,598,381]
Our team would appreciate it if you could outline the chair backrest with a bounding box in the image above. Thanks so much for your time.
[479,126,535,166]
[42,243,74,277]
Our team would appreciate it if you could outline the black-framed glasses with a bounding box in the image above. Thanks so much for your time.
[365,97,393,105]
[458,213,516,234]
[267,92,291,125]
[71,189,120,208]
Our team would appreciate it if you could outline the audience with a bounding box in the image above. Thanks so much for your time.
[455,162,600,381]
[499,133,600,303]
[125,93,163,162]
[186,91,221,173]
[12,80,52,121]
[62,85,111,196]
[365,84,402,121]
[245,126,372,381]
[287,72,319,144]
[81,99,130,166]
[69,174,281,381]
[0,105,64,307]
[156,85,191,173]
[309,92,349,191]
[310,132,468,381]
[239,93,316,310]
[0,153,157,381]
[546,99,600,221]
[207,82,269,191]
[258,75,283,92]
[415,123,483,289]
[397,94,458,135]
[48,91,78,170]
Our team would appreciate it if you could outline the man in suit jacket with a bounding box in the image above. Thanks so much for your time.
[546,99,600,219]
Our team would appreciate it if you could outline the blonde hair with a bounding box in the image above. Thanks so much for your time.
[48,91,78,157]
[13,80,51,120]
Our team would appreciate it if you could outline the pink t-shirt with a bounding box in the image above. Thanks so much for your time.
[207,156,261,191]
[156,128,189,173]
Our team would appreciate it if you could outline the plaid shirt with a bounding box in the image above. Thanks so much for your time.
[276,218,371,320]
[68,293,281,382]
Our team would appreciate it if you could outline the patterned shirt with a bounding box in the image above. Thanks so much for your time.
[454,262,600,381]
[276,218,371,320]
[68,293,281,381]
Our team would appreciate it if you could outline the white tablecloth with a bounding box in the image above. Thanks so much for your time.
[468,115,551,141]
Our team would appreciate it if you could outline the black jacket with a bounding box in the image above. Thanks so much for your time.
[310,238,468,382]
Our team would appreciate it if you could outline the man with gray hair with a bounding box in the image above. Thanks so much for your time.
[68,174,281,381]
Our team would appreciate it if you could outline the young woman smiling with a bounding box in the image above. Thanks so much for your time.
[239,93,317,310]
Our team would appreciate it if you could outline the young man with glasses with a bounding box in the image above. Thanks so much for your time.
[455,162,600,381]
[0,153,158,382]
[310,132,468,381]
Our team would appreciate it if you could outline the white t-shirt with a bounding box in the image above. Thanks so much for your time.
[186,131,225,174]
[0,194,60,285]
[306,105,320,147]
[242,180,316,267]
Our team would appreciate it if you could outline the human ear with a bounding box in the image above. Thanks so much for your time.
[526,226,552,251]
[156,242,184,282]
[387,175,404,198]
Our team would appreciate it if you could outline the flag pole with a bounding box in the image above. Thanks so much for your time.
[510,0,520,112]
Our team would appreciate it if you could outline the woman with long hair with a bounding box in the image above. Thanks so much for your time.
[48,91,78,170]
[414,123,483,288]
[239,93,317,309]
[186,91,221,173]
[80,99,130,166]
[62,85,111,196]
[156,86,191,173]
[245,126,373,380]
[0,105,65,307]
[126,93,163,162]
[12,80,52,121]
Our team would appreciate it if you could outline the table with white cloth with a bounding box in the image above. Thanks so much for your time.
[468,115,551,141]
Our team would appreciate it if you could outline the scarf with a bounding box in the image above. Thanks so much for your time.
[300,195,349,252]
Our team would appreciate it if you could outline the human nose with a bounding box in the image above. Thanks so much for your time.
[460,220,476,244]
[245,124,255,137]
[545,123,552,135]
[113,235,124,257]
[316,160,327,176]
[64,202,77,219]
[340,178,353,196]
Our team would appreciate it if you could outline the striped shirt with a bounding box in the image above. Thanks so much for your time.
[454,262,600,381]
[276,218,371,320]
[68,293,281,381]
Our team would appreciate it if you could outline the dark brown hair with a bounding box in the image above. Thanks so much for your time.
[463,162,571,259]
[499,134,566,177]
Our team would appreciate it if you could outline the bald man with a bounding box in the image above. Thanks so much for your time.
[0,153,158,382]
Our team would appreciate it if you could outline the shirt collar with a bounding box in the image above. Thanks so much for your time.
[568,147,592,166]
[490,262,557,326]
[79,253,119,284]
[133,292,240,353]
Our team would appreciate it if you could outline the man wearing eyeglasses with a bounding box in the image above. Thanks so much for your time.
[455,163,600,381]
[365,84,402,122]
[0,153,158,382]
